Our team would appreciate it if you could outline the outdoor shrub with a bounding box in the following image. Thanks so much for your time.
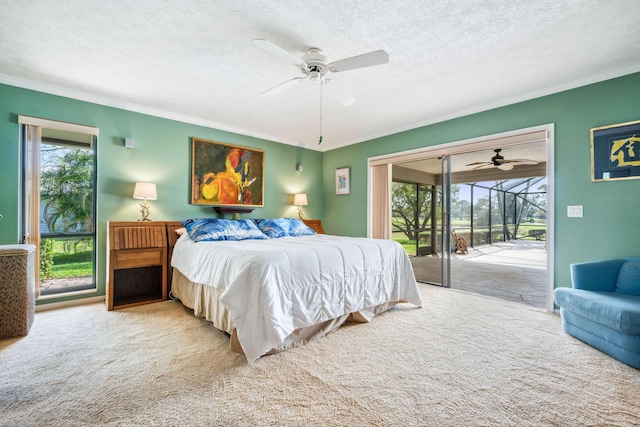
[40,239,54,281]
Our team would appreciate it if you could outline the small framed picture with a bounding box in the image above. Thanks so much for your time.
[591,119,640,182]
[335,167,350,195]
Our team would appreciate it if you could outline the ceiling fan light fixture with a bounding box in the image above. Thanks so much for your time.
[254,39,390,145]
[254,39,388,106]
[498,163,514,171]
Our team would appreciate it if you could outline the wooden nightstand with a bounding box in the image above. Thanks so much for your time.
[302,219,325,234]
[106,221,167,310]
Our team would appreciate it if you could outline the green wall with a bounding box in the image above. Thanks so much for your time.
[2,72,639,305]
[0,84,323,305]
[323,72,640,290]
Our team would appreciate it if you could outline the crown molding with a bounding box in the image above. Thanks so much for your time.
[0,73,317,151]
[321,63,640,151]
[3,62,640,154]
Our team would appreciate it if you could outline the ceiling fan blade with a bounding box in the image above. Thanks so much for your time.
[503,159,539,165]
[470,163,493,170]
[329,49,389,72]
[324,80,355,106]
[260,77,305,97]
[465,161,491,167]
[253,39,305,66]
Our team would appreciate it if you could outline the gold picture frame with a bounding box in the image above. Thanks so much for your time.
[591,119,640,182]
[191,137,264,207]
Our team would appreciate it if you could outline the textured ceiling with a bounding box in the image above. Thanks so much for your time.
[1,0,640,152]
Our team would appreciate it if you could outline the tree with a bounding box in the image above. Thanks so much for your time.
[474,196,490,226]
[392,182,434,241]
[526,183,547,220]
[452,197,469,220]
[40,145,94,243]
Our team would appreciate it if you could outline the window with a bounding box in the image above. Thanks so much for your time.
[19,116,98,298]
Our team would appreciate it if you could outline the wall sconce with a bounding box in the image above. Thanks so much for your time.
[293,193,308,219]
[133,182,157,221]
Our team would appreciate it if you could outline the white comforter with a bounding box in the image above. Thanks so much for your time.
[171,233,422,362]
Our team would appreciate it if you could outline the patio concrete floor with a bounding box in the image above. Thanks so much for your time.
[409,240,547,309]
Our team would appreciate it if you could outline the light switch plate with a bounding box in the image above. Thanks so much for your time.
[567,205,583,217]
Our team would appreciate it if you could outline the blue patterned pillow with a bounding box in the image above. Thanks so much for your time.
[183,218,267,242]
[254,218,316,238]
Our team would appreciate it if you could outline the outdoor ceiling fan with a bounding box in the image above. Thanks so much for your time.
[252,39,389,106]
[465,148,538,171]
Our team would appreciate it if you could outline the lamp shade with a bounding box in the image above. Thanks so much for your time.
[293,193,308,206]
[133,182,157,200]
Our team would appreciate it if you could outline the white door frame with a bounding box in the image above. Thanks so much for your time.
[367,124,555,312]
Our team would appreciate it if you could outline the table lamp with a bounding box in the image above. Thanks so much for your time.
[133,182,157,221]
[293,193,308,219]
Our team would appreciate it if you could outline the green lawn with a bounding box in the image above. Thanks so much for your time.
[50,240,93,278]
[392,222,546,256]
[392,235,418,255]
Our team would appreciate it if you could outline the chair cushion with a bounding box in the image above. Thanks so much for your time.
[553,288,640,334]
[615,260,640,296]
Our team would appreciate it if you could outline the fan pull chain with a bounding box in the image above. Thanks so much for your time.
[318,79,323,144]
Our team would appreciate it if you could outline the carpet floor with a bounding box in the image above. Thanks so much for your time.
[1,285,638,426]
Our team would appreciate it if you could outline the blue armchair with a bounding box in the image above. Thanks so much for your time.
[553,258,640,369]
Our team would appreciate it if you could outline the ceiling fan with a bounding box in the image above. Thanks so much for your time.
[465,148,539,171]
[252,39,389,106]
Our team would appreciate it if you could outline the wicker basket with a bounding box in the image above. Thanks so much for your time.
[0,245,36,339]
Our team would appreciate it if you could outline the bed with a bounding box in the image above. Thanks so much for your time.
[169,218,422,362]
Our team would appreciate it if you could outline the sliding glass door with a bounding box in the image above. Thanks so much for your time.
[439,155,452,288]
[373,125,552,310]
[391,155,452,286]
